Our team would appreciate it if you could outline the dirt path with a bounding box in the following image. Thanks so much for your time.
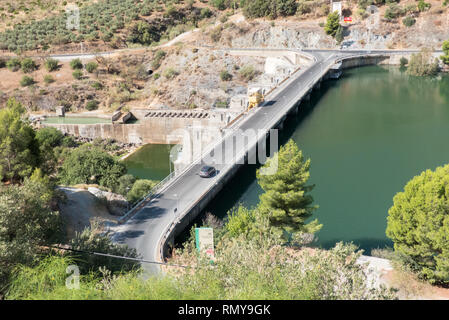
[58,187,119,239]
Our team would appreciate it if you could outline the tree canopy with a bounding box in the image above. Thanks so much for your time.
[386,164,449,284]
[324,11,340,37]
[256,139,321,237]
[441,40,449,65]
[0,98,40,182]
[58,144,126,189]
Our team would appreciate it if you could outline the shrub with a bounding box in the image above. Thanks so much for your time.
[384,4,405,20]
[417,0,431,12]
[324,11,340,37]
[20,75,34,86]
[91,81,103,90]
[85,100,99,111]
[220,69,233,81]
[85,62,98,73]
[70,58,83,70]
[7,58,21,71]
[44,75,55,84]
[163,67,179,79]
[239,65,256,81]
[20,58,37,73]
[407,48,439,76]
[44,58,59,72]
[399,57,408,67]
[72,70,83,80]
[402,16,416,27]
[127,179,158,204]
[200,7,213,19]
[441,40,449,65]
[58,144,126,189]
[386,164,449,284]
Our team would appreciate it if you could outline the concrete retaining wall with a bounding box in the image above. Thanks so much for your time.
[43,117,218,144]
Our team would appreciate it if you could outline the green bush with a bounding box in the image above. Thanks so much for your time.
[407,48,439,76]
[163,67,179,79]
[402,16,416,27]
[384,4,405,20]
[417,0,431,12]
[21,58,37,73]
[324,11,340,37]
[126,179,158,204]
[72,70,83,80]
[239,65,256,81]
[115,174,136,196]
[91,81,103,90]
[7,58,21,71]
[441,40,449,65]
[243,0,297,19]
[58,144,126,189]
[220,69,233,81]
[386,164,449,284]
[399,57,408,67]
[20,75,35,86]
[85,100,99,111]
[85,62,98,73]
[44,58,59,72]
[70,58,83,70]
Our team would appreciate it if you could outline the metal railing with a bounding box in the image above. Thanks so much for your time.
[155,52,390,263]
[118,48,317,224]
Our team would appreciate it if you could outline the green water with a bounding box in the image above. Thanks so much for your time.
[42,117,112,124]
[124,144,175,181]
[198,66,449,252]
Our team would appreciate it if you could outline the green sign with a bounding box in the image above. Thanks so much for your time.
[195,227,214,258]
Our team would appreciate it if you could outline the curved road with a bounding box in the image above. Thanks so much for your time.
[112,49,438,274]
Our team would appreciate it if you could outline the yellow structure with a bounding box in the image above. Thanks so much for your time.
[247,88,264,110]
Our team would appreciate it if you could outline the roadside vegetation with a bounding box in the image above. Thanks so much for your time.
[0,98,154,296]
[3,137,396,300]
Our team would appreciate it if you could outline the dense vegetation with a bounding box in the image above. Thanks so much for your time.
[0,0,215,52]
[406,48,439,76]
[441,40,449,65]
[386,164,449,284]
[0,98,151,295]
[4,139,395,300]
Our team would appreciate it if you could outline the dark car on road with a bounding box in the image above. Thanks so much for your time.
[199,166,216,178]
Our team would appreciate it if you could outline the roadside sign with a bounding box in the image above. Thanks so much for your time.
[195,227,214,258]
[344,17,352,23]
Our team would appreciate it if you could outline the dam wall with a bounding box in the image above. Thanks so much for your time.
[43,117,218,145]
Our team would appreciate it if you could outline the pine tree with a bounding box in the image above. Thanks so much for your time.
[256,140,321,236]
[324,11,340,37]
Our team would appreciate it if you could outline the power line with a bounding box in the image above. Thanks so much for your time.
[47,245,192,269]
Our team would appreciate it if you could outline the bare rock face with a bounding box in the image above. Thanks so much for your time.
[88,187,129,216]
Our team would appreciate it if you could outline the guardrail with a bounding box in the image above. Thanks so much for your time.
[118,48,317,224]
[155,52,392,264]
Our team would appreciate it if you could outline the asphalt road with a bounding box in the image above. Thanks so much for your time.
[112,49,430,274]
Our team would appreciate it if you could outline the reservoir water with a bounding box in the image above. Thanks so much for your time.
[193,65,449,252]
[42,117,111,124]
[125,144,175,181]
